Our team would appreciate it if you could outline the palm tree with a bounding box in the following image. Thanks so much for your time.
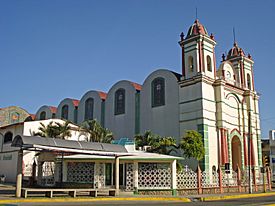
[31,121,72,139]
[55,121,72,140]
[98,127,114,143]
[135,131,157,150]
[79,120,114,143]
[135,131,177,155]
[32,121,60,138]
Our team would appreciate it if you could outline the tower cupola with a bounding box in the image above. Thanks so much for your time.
[179,19,216,79]
[186,19,208,38]
[226,42,245,60]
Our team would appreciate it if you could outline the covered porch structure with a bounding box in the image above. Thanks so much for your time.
[11,135,181,197]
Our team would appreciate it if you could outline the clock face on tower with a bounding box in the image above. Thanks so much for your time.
[226,71,231,79]
[223,63,234,81]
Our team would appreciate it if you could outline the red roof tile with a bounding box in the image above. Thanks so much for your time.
[98,91,107,100]
[130,82,142,91]
[49,106,57,114]
[71,99,80,107]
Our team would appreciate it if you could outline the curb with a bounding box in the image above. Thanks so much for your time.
[0,197,191,204]
[200,192,275,202]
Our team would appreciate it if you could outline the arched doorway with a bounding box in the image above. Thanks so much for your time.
[231,136,242,171]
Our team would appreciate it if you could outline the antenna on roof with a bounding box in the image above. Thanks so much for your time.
[196,7,198,19]
[233,27,236,44]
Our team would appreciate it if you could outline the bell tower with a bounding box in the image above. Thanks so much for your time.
[179,19,217,79]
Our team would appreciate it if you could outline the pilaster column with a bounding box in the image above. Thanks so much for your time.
[171,160,177,196]
[15,149,23,198]
[115,156,119,196]
[133,162,138,190]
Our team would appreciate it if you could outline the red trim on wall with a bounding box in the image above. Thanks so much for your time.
[230,128,242,136]
[220,128,229,165]
[198,41,202,73]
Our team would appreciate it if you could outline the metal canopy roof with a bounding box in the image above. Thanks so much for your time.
[11,135,128,155]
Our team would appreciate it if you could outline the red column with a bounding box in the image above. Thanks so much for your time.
[250,136,255,166]
[220,128,229,165]
[197,166,202,194]
[198,41,203,73]
[237,166,242,192]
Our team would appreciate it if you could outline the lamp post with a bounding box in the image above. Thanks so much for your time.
[248,111,253,194]
[0,132,4,152]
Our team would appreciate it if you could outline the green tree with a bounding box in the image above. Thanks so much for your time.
[179,130,205,160]
[55,121,72,139]
[135,131,177,155]
[31,121,72,139]
[31,121,60,138]
[79,120,114,143]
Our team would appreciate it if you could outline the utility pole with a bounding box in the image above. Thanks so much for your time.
[248,111,253,194]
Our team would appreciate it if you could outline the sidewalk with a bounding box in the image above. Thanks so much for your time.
[0,184,274,204]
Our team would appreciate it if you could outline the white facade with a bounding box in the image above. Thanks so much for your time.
[105,80,141,139]
[0,119,86,182]
[77,90,106,125]
[140,69,180,141]
[56,98,79,124]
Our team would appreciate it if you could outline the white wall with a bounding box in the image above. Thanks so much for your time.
[105,80,138,139]
[140,69,180,141]
[56,98,79,124]
[77,90,105,125]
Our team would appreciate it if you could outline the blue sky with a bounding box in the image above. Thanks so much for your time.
[0,0,274,138]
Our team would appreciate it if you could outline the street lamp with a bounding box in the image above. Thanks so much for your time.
[0,132,4,153]
[248,111,253,194]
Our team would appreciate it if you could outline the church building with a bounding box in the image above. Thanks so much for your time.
[17,19,262,173]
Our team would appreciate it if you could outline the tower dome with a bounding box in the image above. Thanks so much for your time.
[186,19,208,38]
[226,42,245,60]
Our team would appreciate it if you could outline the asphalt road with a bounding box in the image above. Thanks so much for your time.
[10,195,275,206]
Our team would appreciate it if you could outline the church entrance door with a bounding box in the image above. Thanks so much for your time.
[231,136,242,171]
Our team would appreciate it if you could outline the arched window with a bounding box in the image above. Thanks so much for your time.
[61,105,69,120]
[207,55,212,72]
[152,77,165,107]
[4,132,13,144]
[188,56,194,72]
[115,89,125,115]
[247,74,251,90]
[40,111,46,120]
[84,98,94,120]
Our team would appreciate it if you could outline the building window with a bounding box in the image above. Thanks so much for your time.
[115,89,125,115]
[4,132,13,144]
[84,98,94,120]
[152,77,165,107]
[247,74,251,90]
[40,111,46,120]
[61,105,69,120]
[207,55,212,72]
[188,56,194,72]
